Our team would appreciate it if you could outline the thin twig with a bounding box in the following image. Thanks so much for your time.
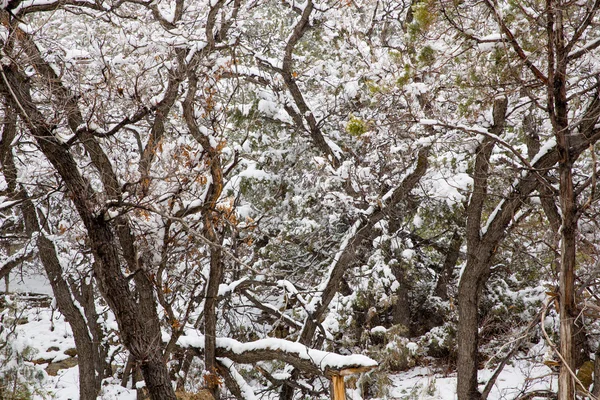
[481,306,544,400]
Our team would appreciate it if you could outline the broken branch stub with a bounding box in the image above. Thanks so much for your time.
[327,365,377,400]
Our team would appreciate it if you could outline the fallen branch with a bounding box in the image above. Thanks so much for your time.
[178,332,377,379]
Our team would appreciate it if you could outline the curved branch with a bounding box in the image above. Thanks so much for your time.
[279,0,340,167]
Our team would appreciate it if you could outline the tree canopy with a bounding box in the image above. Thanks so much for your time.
[2,1,600,399]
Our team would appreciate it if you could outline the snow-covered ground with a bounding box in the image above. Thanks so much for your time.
[1,266,53,296]
[383,364,554,399]
[5,296,136,400]
[4,289,554,400]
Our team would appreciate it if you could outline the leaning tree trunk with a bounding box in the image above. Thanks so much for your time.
[0,102,105,399]
[0,62,177,400]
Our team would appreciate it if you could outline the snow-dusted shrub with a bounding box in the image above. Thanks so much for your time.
[368,325,420,372]
[421,323,455,362]
[0,299,47,399]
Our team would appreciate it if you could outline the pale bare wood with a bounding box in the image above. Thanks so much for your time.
[332,375,346,400]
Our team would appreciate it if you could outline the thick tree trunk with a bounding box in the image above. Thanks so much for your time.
[0,64,177,400]
[141,353,177,400]
[557,161,577,400]
[551,7,577,399]
[556,113,577,400]
[456,98,508,400]
[392,264,411,334]
[457,255,487,400]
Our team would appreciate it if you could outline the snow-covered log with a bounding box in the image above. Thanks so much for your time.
[178,332,377,378]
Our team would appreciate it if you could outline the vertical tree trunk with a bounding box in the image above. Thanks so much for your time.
[140,353,177,400]
[558,191,576,400]
[550,6,577,399]
[593,345,600,396]
[457,255,487,400]
[556,138,577,399]
[204,244,224,398]
[456,98,508,400]
[556,85,577,400]
[392,264,411,334]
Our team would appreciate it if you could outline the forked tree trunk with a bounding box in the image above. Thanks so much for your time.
[0,64,178,400]
[0,104,104,399]
[456,98,508,400]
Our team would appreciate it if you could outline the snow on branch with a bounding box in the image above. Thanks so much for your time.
[217,358,258,400]
[0,241,36,280]
[178,332,377,377]
[420,119,548,175]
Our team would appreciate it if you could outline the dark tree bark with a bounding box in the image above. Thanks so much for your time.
[0,58,177,400]
[434,231,462,301]
[454,1,600,398]
[457,97,508,400]
[182,58,226,398]
[391,264,411,334]
[0,100,105,399]
[203,242,224,398]
[0,1,241,397]
[550,6,577,399]
[593,345,600,397]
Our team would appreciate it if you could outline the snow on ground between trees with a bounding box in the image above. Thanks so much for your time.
[3,289,556,400]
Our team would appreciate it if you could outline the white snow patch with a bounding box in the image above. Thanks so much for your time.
[370,326,387,334]
[178,331,377,371]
